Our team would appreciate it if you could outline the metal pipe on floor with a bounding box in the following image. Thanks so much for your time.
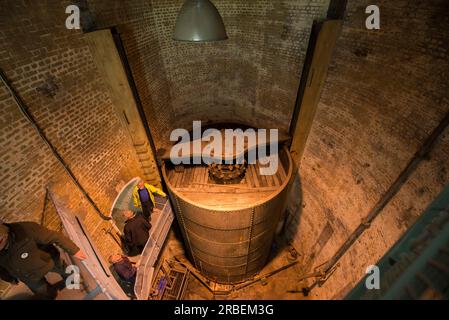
[175,256,298,296]
[233,261,299,292]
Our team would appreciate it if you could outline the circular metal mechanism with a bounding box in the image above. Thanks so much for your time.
[208,162,247,184]
[163,146,293,284]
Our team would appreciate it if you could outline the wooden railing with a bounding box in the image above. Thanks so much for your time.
[49,191,128,300]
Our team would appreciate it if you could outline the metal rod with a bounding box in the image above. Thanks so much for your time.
[0,68,110,221]
[103,227,122,247]
[75,216,111,278]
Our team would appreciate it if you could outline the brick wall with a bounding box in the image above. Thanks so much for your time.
[286,0,449,299]
[0,0,144,294]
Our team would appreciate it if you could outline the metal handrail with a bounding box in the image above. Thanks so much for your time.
[134,199,174,300]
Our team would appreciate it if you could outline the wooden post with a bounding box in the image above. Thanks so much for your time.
[290,20,343,165]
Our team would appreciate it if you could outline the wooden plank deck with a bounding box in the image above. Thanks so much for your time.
[169,163,285,190]
[166,160,288,209]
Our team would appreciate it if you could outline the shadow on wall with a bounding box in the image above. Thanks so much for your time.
[281,170,334,271]
[271,169,304,262]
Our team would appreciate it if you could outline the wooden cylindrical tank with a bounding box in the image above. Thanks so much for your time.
[162,146,293,283]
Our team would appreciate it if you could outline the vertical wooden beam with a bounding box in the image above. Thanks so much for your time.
[84,29,161,186]
[290,20,343,165]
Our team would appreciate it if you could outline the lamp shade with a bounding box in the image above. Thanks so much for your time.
[173,0,228,42]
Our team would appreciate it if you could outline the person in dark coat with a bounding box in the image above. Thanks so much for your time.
[109,253,137,283]
[122,210,151,256]
[0,221,86,299]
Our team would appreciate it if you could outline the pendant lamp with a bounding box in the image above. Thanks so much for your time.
[173,0,228,42]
